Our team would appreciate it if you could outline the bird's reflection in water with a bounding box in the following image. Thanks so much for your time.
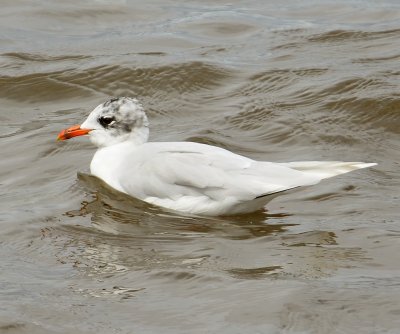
[65,172,296,241]
[56,173,367,283]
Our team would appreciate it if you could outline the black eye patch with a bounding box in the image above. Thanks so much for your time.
[99,116,115,128]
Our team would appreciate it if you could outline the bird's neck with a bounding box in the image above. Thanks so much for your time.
[127,126,149,145]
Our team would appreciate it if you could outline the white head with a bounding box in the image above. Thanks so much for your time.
[57,97,149,147]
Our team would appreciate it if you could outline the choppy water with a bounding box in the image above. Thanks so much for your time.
[1,1,400,333]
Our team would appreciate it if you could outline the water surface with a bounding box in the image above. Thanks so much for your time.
[1,1,400,333]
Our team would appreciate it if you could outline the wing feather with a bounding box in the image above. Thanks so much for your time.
[118,142,320,203]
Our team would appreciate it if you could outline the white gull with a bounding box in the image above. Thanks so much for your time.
[57,97,376,216]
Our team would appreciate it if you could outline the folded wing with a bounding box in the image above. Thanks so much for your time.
[118,143,319,208]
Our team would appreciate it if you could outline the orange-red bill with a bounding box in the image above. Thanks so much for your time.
[57,124,92,141]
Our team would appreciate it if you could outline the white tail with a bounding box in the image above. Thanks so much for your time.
[279,161,377,180]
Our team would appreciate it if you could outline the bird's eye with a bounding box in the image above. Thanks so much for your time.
[99,116,115,128]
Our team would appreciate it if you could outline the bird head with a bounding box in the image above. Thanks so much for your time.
[57,97,149,147]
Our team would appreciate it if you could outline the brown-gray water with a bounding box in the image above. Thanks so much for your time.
[1,1,400,333]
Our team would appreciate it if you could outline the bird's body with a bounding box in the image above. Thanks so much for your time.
[57,97,376,216]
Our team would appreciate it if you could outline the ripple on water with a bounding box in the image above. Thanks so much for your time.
[307,28,400,43]
[0,60,235,105]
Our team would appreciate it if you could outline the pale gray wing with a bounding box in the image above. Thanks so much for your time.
[118,142,321,202]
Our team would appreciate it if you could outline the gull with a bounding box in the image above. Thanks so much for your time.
[57,97,376,216]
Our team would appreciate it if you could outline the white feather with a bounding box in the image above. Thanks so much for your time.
[90,141,375,215]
